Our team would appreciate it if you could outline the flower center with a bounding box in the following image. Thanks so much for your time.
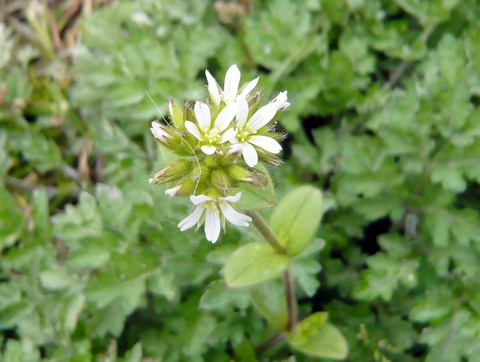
[236,128,255,143]
[205,200,220,214]
[205,128,220,144]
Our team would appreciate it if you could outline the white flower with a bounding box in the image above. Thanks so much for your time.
[150,121,172,143]
[185,101,237,155]
[205,64,259,106]
[231,98,283,167]
[272,91,290,111]
[178,193,252,243]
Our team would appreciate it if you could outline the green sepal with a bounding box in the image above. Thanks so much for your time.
[270,186,323,255]
[287,312,348,360]
[168,98,185,131]
[224,242,290,288]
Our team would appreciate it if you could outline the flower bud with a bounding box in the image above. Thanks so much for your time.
[211,169,231,193]
[165,178,198,197]
[271,91,290,111]
[150,159,192,185]
[227,165,253,183]
[168,98,185,131]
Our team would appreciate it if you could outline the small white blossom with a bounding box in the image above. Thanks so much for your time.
[272,91,290,111]
[205,64,259,106]
[150,121,172,143]
[178,193,252,243]
[231,98,283,167]
[185,101,237,155]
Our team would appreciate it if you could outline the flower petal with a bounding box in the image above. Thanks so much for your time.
[223,64,240,102]
[214,104,236,132]
[185,121,203,141]
[194,101,211,132]
[219,128,237,143]
[247,103,277,131]
[239,77,259,99]
[205,69,221,105]
[178,205,205,231]
[205,205,221,243]
[222,192,242,203]
[220,202,251,226]
[272,91,290,111]
[165,185,181,197]
[201,145,217,155]
[150,122,170,141]
[249,135,282,154]
[236,98,249,128]
[190,194,212,204]
[241,142,258,167]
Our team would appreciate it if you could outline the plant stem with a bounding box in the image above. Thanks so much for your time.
[246,210,298,355]
[245,210,286,254]
[284,267,297,332]
[255,332,287,357]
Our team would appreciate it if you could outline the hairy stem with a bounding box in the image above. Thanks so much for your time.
[245,210,286,254]
[246,210,298,355]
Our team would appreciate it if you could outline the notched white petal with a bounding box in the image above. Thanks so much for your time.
[190,194,212,204]
[247,103,277,131]
[194,101,212,131]
[249,135,282,154]
[205,207,221,243]
[201,145,217,155]
[222,192,242,203]
[221,203,251,227]
[178,205,205,231]
[185,121,203,141]
[239,77,259,99]
[236,98,249,128]
[241,142,259,167]
[219,128,237,143]
[214,104,236,132]
[224,64,241,101]
[205,69,221,105]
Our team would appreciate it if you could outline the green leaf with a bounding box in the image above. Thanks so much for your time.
[0,186,26,252]
[199,280,250,310]
[287,312,348,359]
[250,280,288,331]
[224,242,291,288]
[269,186,323,255]
[235,164,275,210]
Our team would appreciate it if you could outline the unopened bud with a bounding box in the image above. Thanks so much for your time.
[227,165,252,183]
[218,144,242,165]
[168,98,185,131]
[165,178,197,197]
[192,164,209,181]
[272,91,290,111]
[250,168,270,188]
[150,159,192,184]
[211,169,231,193]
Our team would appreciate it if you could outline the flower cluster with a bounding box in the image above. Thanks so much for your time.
[150,65,289,243]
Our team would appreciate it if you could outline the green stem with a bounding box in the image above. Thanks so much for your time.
[284,267,297,332]
[246,210,298,355]
[245,210,286,254]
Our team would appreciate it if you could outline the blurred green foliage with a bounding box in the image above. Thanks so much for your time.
[2,0,480,360]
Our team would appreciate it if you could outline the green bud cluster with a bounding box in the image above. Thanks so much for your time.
[149,65,289,201]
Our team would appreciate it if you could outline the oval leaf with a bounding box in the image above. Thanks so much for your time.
[287,312,348,360]
[224,243,290,288]
[270,186,323,255]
